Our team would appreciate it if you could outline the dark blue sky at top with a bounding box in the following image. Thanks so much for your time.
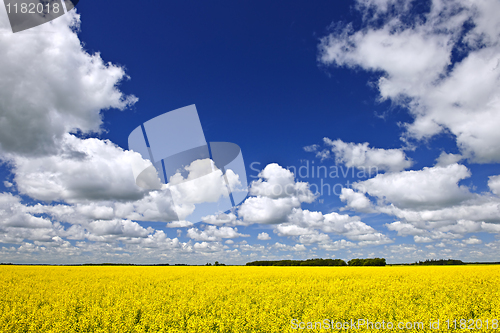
[78,2,407,149]
[69,0,492,216]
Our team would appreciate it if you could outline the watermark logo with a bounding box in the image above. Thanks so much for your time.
[128,105,248,223]
[3,0,79,33]
[249,161,378,197]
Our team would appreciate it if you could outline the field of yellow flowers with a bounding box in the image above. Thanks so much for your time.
[0,265,498,332]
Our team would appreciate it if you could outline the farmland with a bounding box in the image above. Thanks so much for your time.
[0,265,498,332]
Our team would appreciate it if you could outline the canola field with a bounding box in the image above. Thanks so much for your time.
[0,265,499,332]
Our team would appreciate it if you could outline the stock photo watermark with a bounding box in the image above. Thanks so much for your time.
[291,318,499,330]
[250,161,378,197]
[128,105,248,223]
[3,0,79,33]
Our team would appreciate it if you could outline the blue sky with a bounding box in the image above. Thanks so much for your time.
[0,0,499,264]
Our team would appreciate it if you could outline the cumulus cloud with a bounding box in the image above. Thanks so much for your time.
[201,212,242,226]
[0,7,185,247]
[0,10,137,157]
[275,208,392,247]
[487,175,500,196]
[238,196,301,224]
[12,134,147,203]
[32,190,181,224]
[186,226,249,242]
[275,224,315,237]
[88,219,152,238]
[192,241,226,253]
[318,239,357,251]
[339,188,374,212]
[318,0,500,163]
[323,138,412,172]
[386,220,500,244]
[352,164,473,210]
[435,152,464,167]
[345,162,500,243]
[167,159,241,206]
[248,163,316,202]
[463,237,482,245]
[0,193,52,229]
[257,232,271,241]
[379,198,500,225]
[0,192,175,251]
[238,163,316,224]
[272,242,306,252]
[166,221,193,228]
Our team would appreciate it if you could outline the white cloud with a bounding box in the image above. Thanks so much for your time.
[248,163,316,202]
[378,198,500,224]
[272,242,306,252]
[303,144,331,160]
[186,226,249,242]
[318,239,357,251]
[167,159,241,206]
[237,164,392,248]
[463,237,482,245]
[323,138,412,172]
[166,221,194,228]
[298,233,331,245]
[0,10,137,158]
[238,196,301,224]
[201,212,240,226]
[488,175,500,196]
[388,244,417,254]
[435,152,464,167]
[353,164,473,209]
[192,242,225,253]
[0,193,52,229]
[88,219,151,238]
[386,220,500,244]
[386,221,426,237]
[257,232,271,240]
[414,236,434,243]
[12,134,147,203]
[339,188,374,212]
[275,224,314,237]
[303,144,319,152]
[238,163,316,224]
[354,232,393,246]
[274,208,392,246]
[318,0,500,164]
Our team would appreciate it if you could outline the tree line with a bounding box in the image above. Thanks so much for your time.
[347,258,386,266]
[414,259,465,265]
[246,258,386,267]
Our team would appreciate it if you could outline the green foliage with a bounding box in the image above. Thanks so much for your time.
[246,258,347,266]
[347,258,386,266]
[214,261,226,266]
[415,259,465,266]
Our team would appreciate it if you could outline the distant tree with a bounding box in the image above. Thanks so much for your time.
[416,259,464,266]
[348,258,386,266]
[348,258,362,266]
[212,261,226,266]
[245,258,347,266]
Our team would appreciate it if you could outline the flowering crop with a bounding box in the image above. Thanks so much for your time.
[0,265,498,332]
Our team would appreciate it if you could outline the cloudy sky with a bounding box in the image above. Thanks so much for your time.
[1,0,500,264]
